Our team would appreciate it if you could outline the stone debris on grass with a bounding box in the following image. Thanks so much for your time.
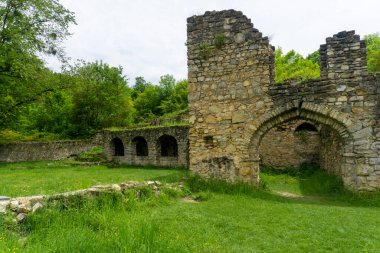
[0,181,180,223]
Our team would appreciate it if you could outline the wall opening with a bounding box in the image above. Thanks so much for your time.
[250,108,352,190]
[158,135,178,157]
[110,137,124,156]
[258,120,320,168]
[295,122,318,132]
[132,136,148,156]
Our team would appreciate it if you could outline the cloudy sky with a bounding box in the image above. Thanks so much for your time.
[47,0,380,85]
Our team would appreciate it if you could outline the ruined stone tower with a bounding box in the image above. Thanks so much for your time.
[187,10,380,190]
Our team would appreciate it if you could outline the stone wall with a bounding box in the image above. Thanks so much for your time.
[187,10,380,190]
[0,136,102,162]
[259,120,320,168]
[101,126,189,168]
[319,126,344,176]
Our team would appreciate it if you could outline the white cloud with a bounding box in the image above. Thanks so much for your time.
[47,0,380,85]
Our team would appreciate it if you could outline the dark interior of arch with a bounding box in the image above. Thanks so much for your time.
[111,137,124,156]
[132,136,148,156]
[159,135,178,157]
[295,122,318,132]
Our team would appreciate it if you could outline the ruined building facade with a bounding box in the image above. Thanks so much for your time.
[187,10,380,190]
[2,10,379,191]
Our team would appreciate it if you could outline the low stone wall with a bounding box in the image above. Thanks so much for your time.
[259,120,320,168]
[0,135,102,162]
[0,181,180,223]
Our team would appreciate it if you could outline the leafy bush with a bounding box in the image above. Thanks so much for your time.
[77,146,106,162]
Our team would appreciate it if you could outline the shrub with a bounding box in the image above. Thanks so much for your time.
[198,42,212,60]
[214,33,226,49]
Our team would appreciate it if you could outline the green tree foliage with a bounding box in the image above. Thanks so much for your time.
[275,48,320,83]
[365,33,380,72]
[133,75,188,123]
[306,50,320,65]
[160,80,188,114]
[131,76,151,99]
[158,74,176,100]
[69,61,134,137]
[0,0,76,128]
[133,84,162,122]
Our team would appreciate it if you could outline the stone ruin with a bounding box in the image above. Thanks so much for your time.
[187,10,380,191]
[1,10,379,192]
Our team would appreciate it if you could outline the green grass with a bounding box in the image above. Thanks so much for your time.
[1,162,380,252]
[0,161,187,197]
[260,163,345,196]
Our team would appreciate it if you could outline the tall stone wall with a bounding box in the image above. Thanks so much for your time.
[187,10,275,181]
[102,126,189,168]
[259,120,320,168]
[187,10,380,190]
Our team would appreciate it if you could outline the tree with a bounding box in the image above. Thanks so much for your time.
[69,61,133,137]
[365,33,380,72]
[275,48,320,83]
[133,85,163,122]
[0,0,76,128]
[131,76,151,99]
[306,50,319,65]
[159,74,176,100]
[160,80,188,114]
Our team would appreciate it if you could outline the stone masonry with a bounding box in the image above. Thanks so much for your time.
[102,126,189,168]
[187,10,380,190]
[259,120,320,168]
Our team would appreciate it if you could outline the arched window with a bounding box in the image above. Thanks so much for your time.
[132,136,148,156]
[158,135,178,157]
[110,137,124,156]
[295,122,318,132]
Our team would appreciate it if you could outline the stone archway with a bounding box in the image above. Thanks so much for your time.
[157,135,178,157]
[187,10,379,190]
[132,136,148,156]
[258,119,320,168]
[110,137,125,156]
[247,106,354,187]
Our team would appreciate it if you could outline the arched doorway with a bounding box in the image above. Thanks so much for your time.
[258,120,320,168]
[158,135,178,157]
[248,107,354,187]
[132,136,148,156]
[110,137,125,156]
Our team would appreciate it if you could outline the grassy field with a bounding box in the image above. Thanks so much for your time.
[1,161,380,252]
[0,161,187,197]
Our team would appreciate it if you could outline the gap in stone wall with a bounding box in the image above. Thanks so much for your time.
[258,120,320,168]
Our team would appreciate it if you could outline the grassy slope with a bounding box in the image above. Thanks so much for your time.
[0,161,187,197]
[0,161,380,252]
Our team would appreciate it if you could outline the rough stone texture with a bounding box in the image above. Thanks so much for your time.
[2,180,181,223]
[102,126,189,168]
[0,134,103,162]
[259,120,320,167]
[187,10,380,191]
